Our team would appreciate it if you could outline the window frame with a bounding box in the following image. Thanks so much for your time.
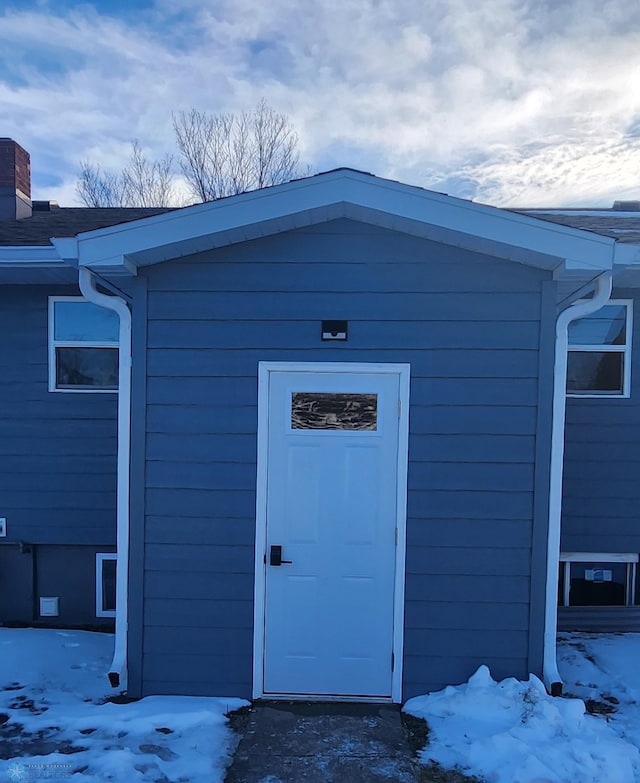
[290,391,379,431]
[48,296,119,394]
[567,299,633,399]
[96,552,117,618]
[559,552,638,607]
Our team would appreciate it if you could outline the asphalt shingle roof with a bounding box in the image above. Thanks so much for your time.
[517,211,640,244]
[3,198,640,249]
[0,207,175,246]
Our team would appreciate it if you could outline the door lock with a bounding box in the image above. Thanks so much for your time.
[269,545,293,566]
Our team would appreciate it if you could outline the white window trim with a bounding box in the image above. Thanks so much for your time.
[560,552,639,563]
[559,552,638,607]
[48,296,118,394]
[567,299,633,399]
[96,553,117,618]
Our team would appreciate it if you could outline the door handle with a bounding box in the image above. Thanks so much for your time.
[269,545,293,566]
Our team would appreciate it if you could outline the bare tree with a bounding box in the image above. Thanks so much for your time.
[173,99,304,202]
[76,101,306,207]
[77,141,176,207]
[76,162,127,208]
[121,141,175,207]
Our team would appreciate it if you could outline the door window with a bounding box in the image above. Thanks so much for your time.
[291,392,378,431]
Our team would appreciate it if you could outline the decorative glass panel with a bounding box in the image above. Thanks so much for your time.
[56,347,119,390]
[291,393,377,430]
[567,351,623,394]
[54,301,119,343]
[568,305,626,346]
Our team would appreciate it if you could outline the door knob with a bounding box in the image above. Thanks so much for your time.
[270,545,293,566]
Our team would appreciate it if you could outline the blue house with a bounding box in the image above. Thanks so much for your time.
[1,137,639,703]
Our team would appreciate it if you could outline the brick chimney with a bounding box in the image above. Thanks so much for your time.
[0,138,32,220]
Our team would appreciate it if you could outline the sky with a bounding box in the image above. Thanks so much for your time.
[1,0,640,208]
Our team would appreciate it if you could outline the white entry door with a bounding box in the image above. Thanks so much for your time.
[257,364,407,699]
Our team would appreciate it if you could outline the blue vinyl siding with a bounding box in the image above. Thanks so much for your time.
[0,542,116,626]
[562,289,640,554]
[137,219,553,699]
[0,286,117,626]
[0,286,117,546]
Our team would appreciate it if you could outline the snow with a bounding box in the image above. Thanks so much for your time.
[558,633,640,750]
[4,627,640,783]
[0,628,247,782]
[404,634,640,783]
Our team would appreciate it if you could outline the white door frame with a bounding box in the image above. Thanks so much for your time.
[252,361,410,702]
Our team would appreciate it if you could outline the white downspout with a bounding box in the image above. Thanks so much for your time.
[544,271,612,694]
[79,268,131,690]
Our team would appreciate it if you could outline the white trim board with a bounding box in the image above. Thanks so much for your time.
[560,553,639,563]
[566,298,633,399]
[63,170,615,277]
[48,295,119,394]
[96,552,117,618]
[252,361,410,703]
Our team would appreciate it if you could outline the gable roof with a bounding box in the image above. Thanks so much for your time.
[44,169,616,285]
[4,169,638,293]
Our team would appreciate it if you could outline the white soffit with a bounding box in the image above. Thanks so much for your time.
[68,171,616,275]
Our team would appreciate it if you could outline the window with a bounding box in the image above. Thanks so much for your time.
[567,300,632,397]
[558,553,638,607]
[291,392,378,430]
[48,297,119,392]
[96,553,117,618]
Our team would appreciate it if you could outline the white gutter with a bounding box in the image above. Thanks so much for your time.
[78,268,132,690]
[0,246,61,262]
[544,271,613,694]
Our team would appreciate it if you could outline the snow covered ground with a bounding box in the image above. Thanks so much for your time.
[0,628,246,782]
[3,628,640,783]
[405,633,640,783]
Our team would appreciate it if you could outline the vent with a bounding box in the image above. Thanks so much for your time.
[32,200,60,212]
[39,596,60,617]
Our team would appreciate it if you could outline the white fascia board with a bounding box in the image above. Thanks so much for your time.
[341,175,614,270]
[128,203,348,268]
[0,245,64,265]
[614,244,640,266]
[525,209,640,218]
[51,237,135,276]
[558,256,619,276]
[84,256,138,276]
[51,237,78,263]
[72,170,616,273]
[344,203,582,273]
[611,244,640,289]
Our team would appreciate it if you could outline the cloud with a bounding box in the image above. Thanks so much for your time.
[1,0,640,206]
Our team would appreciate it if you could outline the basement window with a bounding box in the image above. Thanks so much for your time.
[567,300,632,397]
[96,553,117,618]
[48,297,119,392]
[558,553,638,607]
